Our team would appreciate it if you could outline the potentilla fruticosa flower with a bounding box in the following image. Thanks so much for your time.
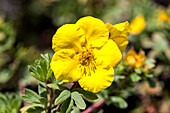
[130,15,146,35]
[50,16,131,93]
[124,47,145,68]
[158,10,170,23]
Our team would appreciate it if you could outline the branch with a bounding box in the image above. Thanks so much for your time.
[82,98,105,113]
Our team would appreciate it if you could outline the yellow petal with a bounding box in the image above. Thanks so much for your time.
[124,47,137,67]
[130,15,146,35]
[106,21,131,53]
[135,49,145,68]
[78,67,114,93]
[93,39,122,68]
[52,24,85,52]
[76,16,109,48]
[50,49,83,82]
[127,47,137,56]
[125,55,136,67]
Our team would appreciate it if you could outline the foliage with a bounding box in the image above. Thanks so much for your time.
[0,93,21,113]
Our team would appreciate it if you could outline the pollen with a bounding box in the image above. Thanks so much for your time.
[79,48,96,76]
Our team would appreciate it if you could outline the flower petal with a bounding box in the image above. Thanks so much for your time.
[52,24,85,52]
[76,16,109,48]
[50,49,83,82]
[106,21,131,52]
[93,39,122,68]
[78,67,114,93]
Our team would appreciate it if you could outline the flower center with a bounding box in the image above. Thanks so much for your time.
[78,48,96,76]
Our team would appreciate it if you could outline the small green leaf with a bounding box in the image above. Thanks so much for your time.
[71,91,86,110]
[130,73,141,82]
[28,66,41,81]
[41,54,50,67]
[111,96,128,109]
[36,65,46,81]
[22,89,40,104]
[147,78,156,88]
[46,68,52,81]
[47,83,69,90]
[55,90,71,105]
[72,88,98,100]
[134,68,142,74]
[71,106,81,113]
[60,97,73,113]
[47,83,60,89]
[39,97,48,105]
[40,59,47,75]
[38,84,47,99]
[28,53,52,83]
[20,105,44,113]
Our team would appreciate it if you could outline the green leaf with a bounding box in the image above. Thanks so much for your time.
[134,68,142,74]
[40,54,50,68]
[47,83,69,90]
[55,90,71,105]
[28,66,41,81]
[20,105,44,113]
[39,97,48,105]
[71,91,86,110]
[36,65,46,81]
[46,68,52,81]
[28,53,52,83]
[47,83,60,89]
[40,59,47,75]
[130,73,141,82]
[71,106,81,113]
[72,88,98,100]
[111,96,128,109]
[147,78,156,88]
[22,89,40,104]
[60,97,73,113]
[38,84,47,99]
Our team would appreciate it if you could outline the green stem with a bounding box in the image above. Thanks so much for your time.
[47,86,53,113]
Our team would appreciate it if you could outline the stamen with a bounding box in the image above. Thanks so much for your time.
[79,48,97,76]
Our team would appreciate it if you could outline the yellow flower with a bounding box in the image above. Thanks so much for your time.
[50,16,130,93]
[130,15,146,35]
[106,21,131,53]
[124,47,145,68]
[158,10,170,23]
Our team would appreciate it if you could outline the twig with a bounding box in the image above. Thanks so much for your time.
[82,98,105,113]
[47,86,54,113]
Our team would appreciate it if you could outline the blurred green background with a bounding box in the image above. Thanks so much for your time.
[0,0,169,112]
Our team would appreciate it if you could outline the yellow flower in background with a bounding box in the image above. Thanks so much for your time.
[124,47,145,68]
[50,16,130,93]
[130,15,146,35]
[158,10,170,23]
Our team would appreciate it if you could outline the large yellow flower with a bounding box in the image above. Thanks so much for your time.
[51,16,130,93]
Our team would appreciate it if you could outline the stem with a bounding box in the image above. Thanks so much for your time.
[52,104,62,113]
[70,81,79,90]
[82,98,105,113]
[47,86,53,113]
